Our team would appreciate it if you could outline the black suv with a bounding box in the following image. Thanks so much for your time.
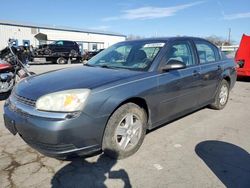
[82,49,104,61]
[36,40,80,57]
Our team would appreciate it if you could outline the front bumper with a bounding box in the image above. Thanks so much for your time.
[3,95,109,159]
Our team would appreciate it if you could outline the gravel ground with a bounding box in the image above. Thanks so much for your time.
[0,63,250,188]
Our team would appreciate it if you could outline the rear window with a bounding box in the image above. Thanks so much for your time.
[195,42,216,63]
[55,41,64,45]
[64,41,74,46]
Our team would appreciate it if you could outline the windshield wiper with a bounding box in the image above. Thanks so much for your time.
[97,64,117,69]
[85,63,116,69]
[84,63,95,67]
[99,64,111,68]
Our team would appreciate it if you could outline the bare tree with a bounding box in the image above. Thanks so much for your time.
[205,35,234,46]
[126,34,144,41]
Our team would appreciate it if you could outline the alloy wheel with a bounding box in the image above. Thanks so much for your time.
[219,84,228,105]
[115,113,142,151]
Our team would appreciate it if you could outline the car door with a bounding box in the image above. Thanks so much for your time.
[54,41,64,53]
[155,40,201,125]
[65,41,73,53]
[194,40,222,105]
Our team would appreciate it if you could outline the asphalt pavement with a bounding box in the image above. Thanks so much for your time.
[0,63,250,188]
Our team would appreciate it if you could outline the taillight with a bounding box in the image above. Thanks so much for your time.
[236,60,245,68]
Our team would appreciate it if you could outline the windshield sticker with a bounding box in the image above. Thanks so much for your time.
[144,43,165,48]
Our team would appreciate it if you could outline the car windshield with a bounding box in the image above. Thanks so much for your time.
[52,41,63,45]
[87,41,165,71]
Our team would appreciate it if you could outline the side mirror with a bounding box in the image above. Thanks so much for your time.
[161,59,186,72]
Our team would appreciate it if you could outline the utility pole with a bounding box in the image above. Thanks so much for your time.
[228,28,231,45]
[155,31,158,37]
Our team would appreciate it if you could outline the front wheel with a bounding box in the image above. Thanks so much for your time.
[102,103,147,159]
[70,49,78,57]
[210,79,230,110]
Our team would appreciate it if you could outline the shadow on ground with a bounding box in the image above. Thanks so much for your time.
[195,140,250,188]
[237,77,250,82]
[51,151,131,188]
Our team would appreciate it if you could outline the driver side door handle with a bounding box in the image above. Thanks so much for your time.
[217,65,222,71]
[192,70,201,77]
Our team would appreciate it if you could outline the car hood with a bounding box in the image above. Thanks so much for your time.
[15,66,144,100]
[38,44,48,48]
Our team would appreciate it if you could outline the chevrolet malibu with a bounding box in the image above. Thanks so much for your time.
[4,37,237,159]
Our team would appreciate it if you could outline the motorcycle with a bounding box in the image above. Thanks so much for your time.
[0,39,34,94]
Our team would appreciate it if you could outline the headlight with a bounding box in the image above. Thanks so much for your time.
[36,89,90,112]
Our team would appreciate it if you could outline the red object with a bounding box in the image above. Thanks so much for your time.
[0,63,12,70]
[235,34,250,77]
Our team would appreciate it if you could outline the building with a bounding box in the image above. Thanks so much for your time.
[0,20,126,53]
[219,45,239,52]
[218,45,239,58]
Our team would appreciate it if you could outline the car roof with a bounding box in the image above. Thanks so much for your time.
[125,36,208,43]
[56,40,76,42]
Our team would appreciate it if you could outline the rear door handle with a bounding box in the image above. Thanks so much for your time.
[192,70,200,77]
[217,65,222,71]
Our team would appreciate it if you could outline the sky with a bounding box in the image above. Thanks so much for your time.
[0,0,249,43]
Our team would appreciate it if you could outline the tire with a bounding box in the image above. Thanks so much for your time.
[0,91,11,100]
[102,103,147,159]
[210,79,230,110]
[70,50,77,57]
[56,57,67,64]
[44,48,51,55]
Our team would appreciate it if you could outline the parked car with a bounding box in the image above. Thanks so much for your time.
[235,34,250,77]
[4,37,237,159]
[82,49,104,61]
[36,40,80,57]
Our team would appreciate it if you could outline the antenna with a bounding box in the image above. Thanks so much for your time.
[228,28,231,44]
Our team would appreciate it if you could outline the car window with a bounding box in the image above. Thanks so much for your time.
[55,41,64,46]
[166,42,195,66]
[195,42,216,63]
[87,41,165,71]
[64,41,73,46]
[114,45,132,62]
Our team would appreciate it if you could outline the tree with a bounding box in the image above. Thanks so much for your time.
[126,34,144,41]
[205,35,234,46]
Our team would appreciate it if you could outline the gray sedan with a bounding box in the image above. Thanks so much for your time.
[4,37,237,159]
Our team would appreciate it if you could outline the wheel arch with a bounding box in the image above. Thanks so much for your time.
[118,97,150,123]
[101,97,151,144]
[100,96,150,154]
[223,75,231,87]
[111,97,150,126]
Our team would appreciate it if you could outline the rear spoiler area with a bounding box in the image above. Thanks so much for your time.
[235,34,250,68]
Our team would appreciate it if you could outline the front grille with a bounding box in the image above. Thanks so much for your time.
[14,94,36,107]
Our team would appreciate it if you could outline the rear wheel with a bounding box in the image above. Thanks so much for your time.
[56,57,67,64]
[210,79,230,110]
[102,103,147,159]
